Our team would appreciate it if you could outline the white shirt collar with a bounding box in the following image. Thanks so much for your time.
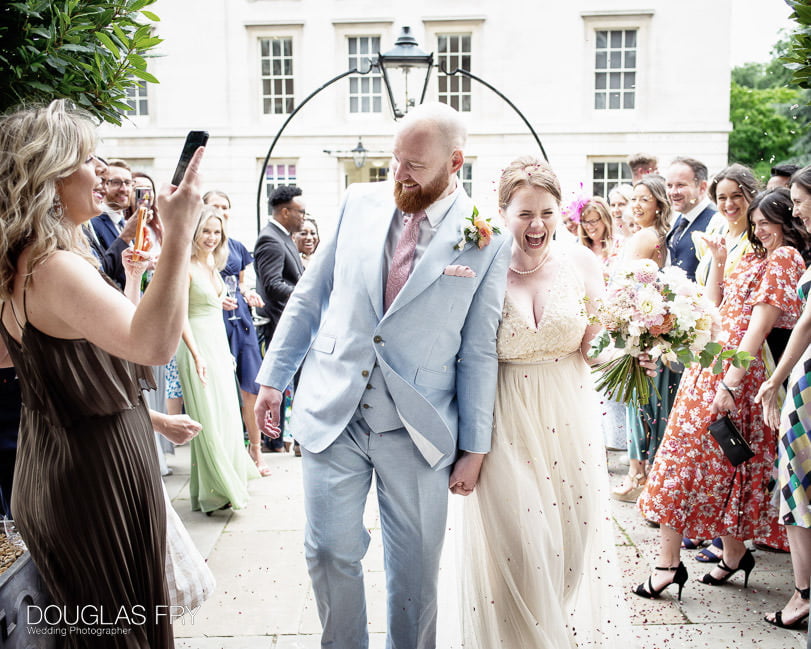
[270,218,290,236]
[104,205,124,220]
[681,196,711,224]
[423,182,463,227]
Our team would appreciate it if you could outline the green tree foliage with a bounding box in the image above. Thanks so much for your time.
[0,0,162,125]
[729,36,809,178]
[729,83,804,179]
[782,0,811,89]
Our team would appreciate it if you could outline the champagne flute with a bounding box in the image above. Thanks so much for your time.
[224,275,239,321]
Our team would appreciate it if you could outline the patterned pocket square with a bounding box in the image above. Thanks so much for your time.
[443,265,477,278]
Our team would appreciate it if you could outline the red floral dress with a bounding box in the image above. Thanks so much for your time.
[638,247,805,540]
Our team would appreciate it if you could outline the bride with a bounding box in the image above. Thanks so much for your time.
[460,157,633,648]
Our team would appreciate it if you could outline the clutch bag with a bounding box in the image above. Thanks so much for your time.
[708,415,754,467]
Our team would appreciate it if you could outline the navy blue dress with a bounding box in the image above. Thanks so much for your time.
[221,238,262,395]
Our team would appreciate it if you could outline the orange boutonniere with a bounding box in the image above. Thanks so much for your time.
[454,207,500,251]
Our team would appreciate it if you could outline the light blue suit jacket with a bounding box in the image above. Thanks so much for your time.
[256,182,511,470]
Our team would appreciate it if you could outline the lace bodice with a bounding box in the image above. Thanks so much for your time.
[497,255,588,362]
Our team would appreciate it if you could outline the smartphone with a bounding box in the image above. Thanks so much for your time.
[171,130,208,186]
[134,186,152,208]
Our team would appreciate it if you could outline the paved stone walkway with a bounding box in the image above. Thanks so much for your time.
[164,445,807,649]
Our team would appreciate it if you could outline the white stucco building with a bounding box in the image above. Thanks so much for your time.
[97,0,732,244]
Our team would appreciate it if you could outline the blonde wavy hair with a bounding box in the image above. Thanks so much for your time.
[498,156,561,208]
[192,207,229,270]
[0,100,98,300]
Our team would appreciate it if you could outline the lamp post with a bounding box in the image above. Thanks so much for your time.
[256,26,548,230]
[351,138,368,169]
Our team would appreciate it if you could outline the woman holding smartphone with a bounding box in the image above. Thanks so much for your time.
[0,100,203,647]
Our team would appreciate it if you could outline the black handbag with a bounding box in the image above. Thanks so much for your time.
[708,415,754,467]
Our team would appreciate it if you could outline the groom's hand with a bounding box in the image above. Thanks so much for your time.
[449,451,485,496]
[255,385,283,439]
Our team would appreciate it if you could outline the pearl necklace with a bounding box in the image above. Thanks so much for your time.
[509,257,548,275]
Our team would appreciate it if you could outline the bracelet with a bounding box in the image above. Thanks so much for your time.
[718,379,741,401]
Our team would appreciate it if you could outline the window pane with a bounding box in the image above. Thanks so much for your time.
[593,163,605,179]
[610,50,622,69]
[625,50,636,68]
[624,93,635,109]
[595,51,607,68]
[437,32,472,111]
[625,30,637,47]
[596,31,607,48]
[595,93,606,109]
[595,72,606,90]
[347,35,383,113]
[609,92,620,109]
[609,72,621,89]
[624,71,636,89]
[610,31,622,47]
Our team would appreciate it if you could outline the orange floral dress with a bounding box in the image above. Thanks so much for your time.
[638,247,805,540]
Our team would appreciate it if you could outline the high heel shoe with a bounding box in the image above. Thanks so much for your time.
[765,586,810,629]
[249,443,272,477]
[612,473,646,503]
[633,562,688,601]
[699,548,755,587]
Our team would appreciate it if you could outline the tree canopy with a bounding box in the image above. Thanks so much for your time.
[0,0,162,125]
[729,36,809,179]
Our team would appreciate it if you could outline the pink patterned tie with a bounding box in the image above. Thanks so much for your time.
[384,210,427,311]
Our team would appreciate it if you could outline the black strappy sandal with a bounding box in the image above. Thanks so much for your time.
[633,562,688,601]
[699,549,755,588]
[765,586,810,629]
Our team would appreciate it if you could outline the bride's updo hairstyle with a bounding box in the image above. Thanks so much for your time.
[0,100,98,299]
[498,156,561,209]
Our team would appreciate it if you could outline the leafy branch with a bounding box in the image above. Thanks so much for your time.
[0,0,162,125]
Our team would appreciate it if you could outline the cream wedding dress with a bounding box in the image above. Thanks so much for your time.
[460,252,632,648]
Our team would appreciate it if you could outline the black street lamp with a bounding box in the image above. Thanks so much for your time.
[376,26,433,119]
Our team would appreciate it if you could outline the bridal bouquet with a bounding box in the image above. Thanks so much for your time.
[588,259,752,408]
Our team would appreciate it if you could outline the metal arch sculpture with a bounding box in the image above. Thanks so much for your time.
[255,61,549,231]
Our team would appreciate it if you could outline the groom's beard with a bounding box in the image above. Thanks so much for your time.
[394,170,450,214]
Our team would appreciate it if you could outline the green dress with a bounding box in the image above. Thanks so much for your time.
[177,263,259,512]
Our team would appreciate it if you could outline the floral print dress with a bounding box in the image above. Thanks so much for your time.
[638,247,805,540]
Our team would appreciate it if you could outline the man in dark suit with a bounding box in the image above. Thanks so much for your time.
[254,185,306,347]
[665,156,716,282]
[91,160,133,250]
[88,159,137,287]
[254,185,306,451]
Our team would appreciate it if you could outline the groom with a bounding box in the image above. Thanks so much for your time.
[254,102,510,649]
